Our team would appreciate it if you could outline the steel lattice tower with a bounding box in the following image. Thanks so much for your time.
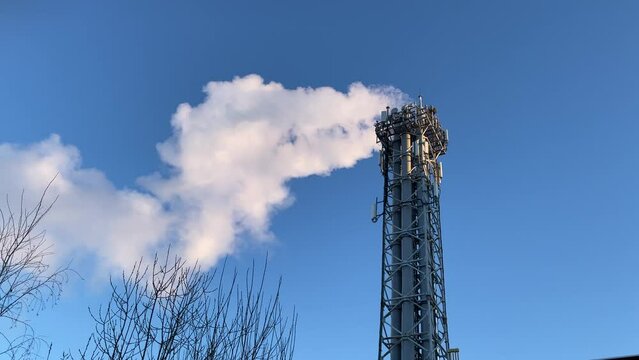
[373,100,453,360]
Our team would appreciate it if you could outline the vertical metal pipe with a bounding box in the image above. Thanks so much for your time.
[400,132,415,359]
[390,138,402,360]
[418,134,435,360]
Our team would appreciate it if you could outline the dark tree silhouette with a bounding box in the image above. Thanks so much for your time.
[69,251,296,360]
[0,187,69,359]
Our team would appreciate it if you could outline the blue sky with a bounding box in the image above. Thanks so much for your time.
[2,1,639,359]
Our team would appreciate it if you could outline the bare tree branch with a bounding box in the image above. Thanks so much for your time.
[75,250,296,360]
[0,181,71,359]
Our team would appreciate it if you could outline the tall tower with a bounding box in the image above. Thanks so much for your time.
[373,100,452,360]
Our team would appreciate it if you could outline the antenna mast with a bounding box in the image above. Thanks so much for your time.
[374,101,455,360]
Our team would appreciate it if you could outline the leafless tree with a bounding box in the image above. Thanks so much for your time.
[70,251,296,360]
[0,186,69,359]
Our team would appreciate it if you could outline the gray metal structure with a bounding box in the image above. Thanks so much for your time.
[373,100,452,360]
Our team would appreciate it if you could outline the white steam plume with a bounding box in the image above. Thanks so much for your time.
[0,75,404,270]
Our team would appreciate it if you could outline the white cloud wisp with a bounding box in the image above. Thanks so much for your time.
[0,75,404,270]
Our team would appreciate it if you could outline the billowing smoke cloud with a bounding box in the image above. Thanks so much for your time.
[0,75,404,270]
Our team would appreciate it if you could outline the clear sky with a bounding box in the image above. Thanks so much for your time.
[1,1,639,359]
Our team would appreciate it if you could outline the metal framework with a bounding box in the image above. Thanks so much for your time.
[373,100,452,360]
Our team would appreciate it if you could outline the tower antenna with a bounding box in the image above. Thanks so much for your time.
[374,101,457,360]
